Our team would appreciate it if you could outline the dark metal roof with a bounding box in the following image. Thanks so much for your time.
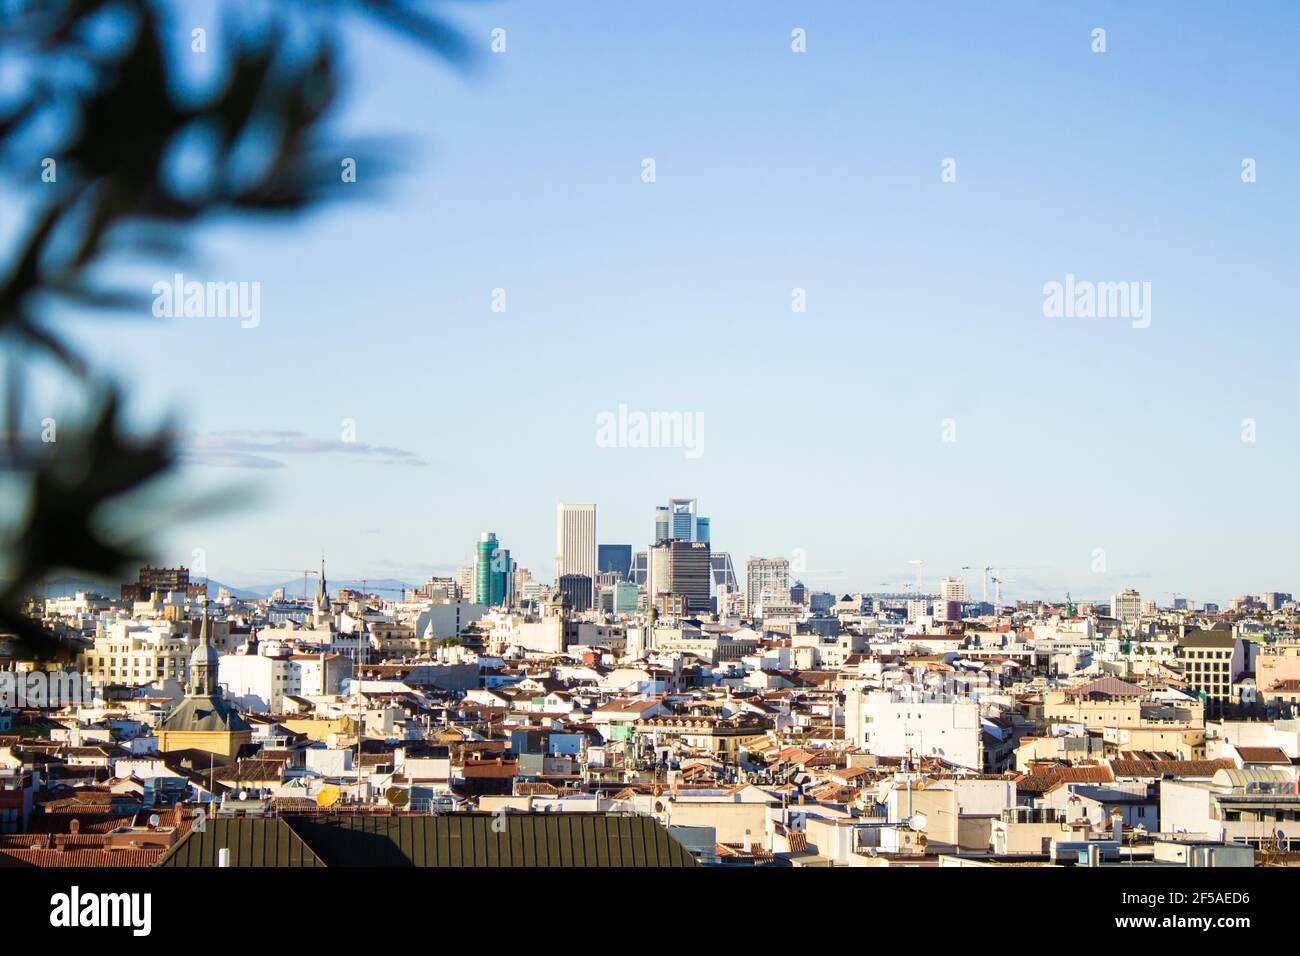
[157,817,325,867]
[157,813,697,867]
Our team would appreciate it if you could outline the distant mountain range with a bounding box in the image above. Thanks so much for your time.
[11,575,419,602]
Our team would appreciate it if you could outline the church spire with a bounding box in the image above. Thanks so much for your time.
[188,605,219,697]
[315,557,329,612]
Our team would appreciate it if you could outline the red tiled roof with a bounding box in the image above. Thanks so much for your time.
[0,848,162,867]
[1234,747,1291,764]
[1054,766,1114,784]
[1109,758,1235,778]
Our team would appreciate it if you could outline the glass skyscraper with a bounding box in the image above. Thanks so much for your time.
[597,544,633,580]
[475,531,514,606]
[654,506,670,544]
[669,498,695,540]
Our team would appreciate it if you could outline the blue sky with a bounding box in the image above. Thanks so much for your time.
[20,1,1300,603]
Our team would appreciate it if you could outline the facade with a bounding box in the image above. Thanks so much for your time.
[650,540,712,614]
[556,503,597,584]
[613,581,640,614]
[845,689,983,770]
[1111,589,1143,623]
[80,620,190,689]
[413,602,488,640]
[745,557,790,617]
[1178,629,1245,718]
[121,565,204,601]
[474,532,515,607]
[629,551,649,586]
[219,650,346,712]
[1257,641,1300,713]
[558,574,594,613]
[668,498,696,541]
[653,506,670,545]
[454,565,475,601]
[597,544,633,580]
[1161,768,1300,847]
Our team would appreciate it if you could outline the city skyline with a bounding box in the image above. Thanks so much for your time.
[5,0,1298,901]
[11,2,1299,606]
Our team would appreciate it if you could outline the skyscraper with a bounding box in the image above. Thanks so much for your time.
[650,539,712,614]
[555,502,596,584]
[669,498,696,541]
[629,551,649,586]
[558,574,593,612]
[475,532,515,607]
[653,506,670,544]
[475,532,496,605]
[745,557,790,616]
[597,544,633,580]
[694,516,710,543]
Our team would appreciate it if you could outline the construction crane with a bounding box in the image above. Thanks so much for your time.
[961,566,993,603]
[990,575,1016,616]
[259,567,320,602]
[962,565,1040,604]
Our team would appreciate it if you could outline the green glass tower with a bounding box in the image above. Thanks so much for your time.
[475,532,497,605]
[475,531,514,606]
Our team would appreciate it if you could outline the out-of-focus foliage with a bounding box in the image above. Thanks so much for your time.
[0,0,473,658]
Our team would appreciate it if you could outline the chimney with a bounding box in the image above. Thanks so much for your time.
[742,829,752,854]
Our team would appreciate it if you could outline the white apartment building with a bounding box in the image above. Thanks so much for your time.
[412,602,488,640]
[79,620,190,689]
[218,649,346,713]
[1161,768,1300,847]
[845,689,983,770]
[745,557,790,617]
[1111,589,1143,623]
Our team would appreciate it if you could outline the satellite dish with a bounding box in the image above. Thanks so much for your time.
[386,787,409,808]
[907,813,928,832]
[316,785,340,808]
[147,814,161,829]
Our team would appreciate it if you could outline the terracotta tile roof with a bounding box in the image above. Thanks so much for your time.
[1234,746,1291,764]
[1014,773,1058,794]
[26,813,137,835]
[1054,766,1114,784]
[1109,758,1235,778]
[1015,764,1113,793]
[0,848,162,867]
[460,758,517,779]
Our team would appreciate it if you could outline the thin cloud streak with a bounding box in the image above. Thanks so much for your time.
[184,430,429,469]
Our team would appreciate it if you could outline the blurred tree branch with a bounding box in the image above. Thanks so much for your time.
[0,0,474,658]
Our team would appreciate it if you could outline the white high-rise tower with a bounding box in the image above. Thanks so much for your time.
[555,502,597,584]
